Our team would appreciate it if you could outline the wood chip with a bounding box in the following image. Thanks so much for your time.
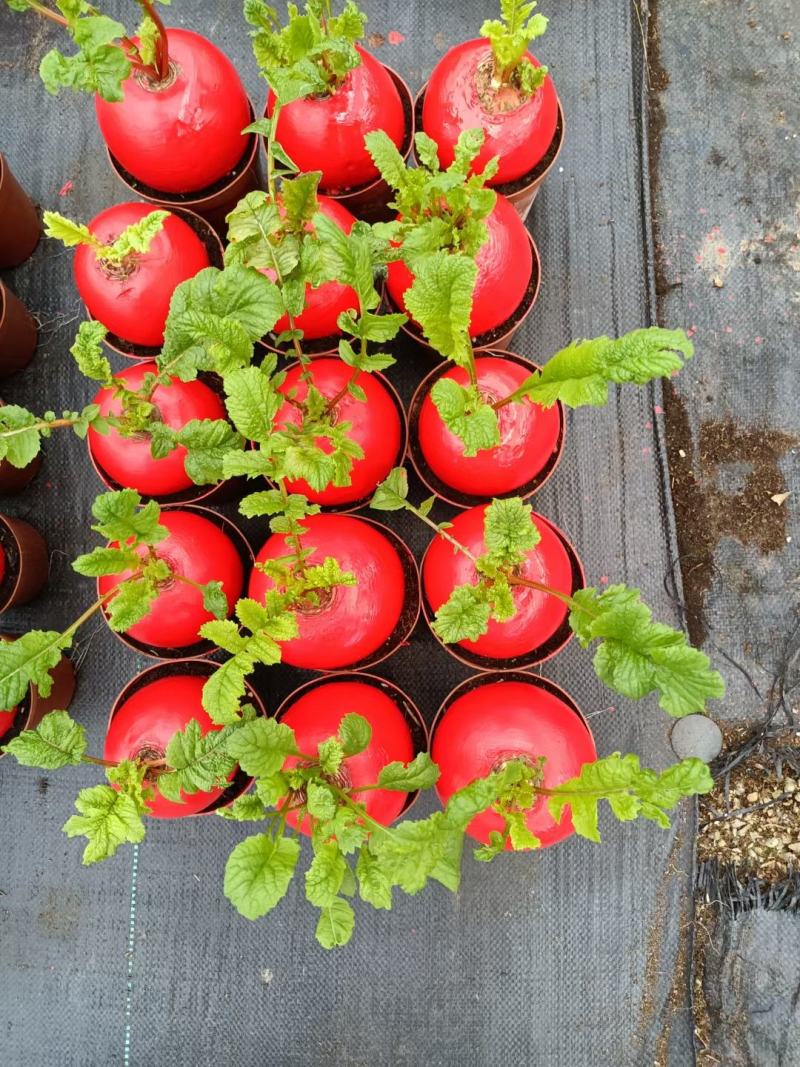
[771,491,791,505]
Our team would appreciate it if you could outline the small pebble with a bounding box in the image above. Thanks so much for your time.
[670,714,723,762]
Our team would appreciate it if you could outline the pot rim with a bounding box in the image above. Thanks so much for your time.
[273,668,428,818]
[419,509,585,672]
[107,656,267,817]
[96,503,255,662]
[406,348,566,509]
[0,513,47,614]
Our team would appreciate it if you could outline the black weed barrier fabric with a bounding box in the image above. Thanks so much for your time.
[0,3,694,1064]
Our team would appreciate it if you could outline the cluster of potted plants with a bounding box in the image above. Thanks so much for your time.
[0,0,724,949]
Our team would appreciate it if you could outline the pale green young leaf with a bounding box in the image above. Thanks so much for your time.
[72,545,140,577]
[376,752,441,792]
[224,833,300,919]
[175,419,244,486]
[2,710,86,768]
[282,171,321,227]
[315,897,355,949]
[43,210,100,250]
[364,129,410,193]
[226,718,297,778]
[404,252,477,364]
[356,846,393,910]
[106,210,168,261]
[0,405,45,468]
[39,41,130,103]
[305,841,348,907]
[216,795,269,822]
[479,0,548,94]
[432,584,491,644]
[163,719,239,795]
[429,378,500,457]
[63,784,146,865]
[338,713,372,756]
[306,781,337,821]
[202,581,229,620]
[483,497,541,567]
[105,577,157,633]
[369,467,410,511]
[90,489,167,545]
[0,629,73,709]
[223,366,282,443]
[318,737,344,776]
[70,320,112,382]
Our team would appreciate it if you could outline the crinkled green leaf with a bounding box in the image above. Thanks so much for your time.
[224,833,300,919]
[2,710,85,768]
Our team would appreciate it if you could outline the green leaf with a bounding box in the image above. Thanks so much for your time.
[216,794,269,822]
[432,584,491,644]
[175,419,243,487]
[483,497,541,568]
[376,753,440,792]
[70,321,112,382]
[356,846,393,910]
[90,489,167,545]
[429,378,500,457]
[2,710,85,768]
[63,784,146,865]
[163,719,239,795]
[71,545,140,577]
[370,467,410,511]
[202,580,229,620]
[318,737,344,776]
[43,210,99,250]
[315,898,355,949]
[370,813,449,894]
[568,585,726,717]
[105,210,168,262]
[0,405,46,468]
[224,833,301,920]
[39,39,131,103]
[0,630,72,710]
[282,172,321,227]
[364,129,410,192]
[306,781,337,821]
[223,366,282,442]
[105,577,157,633]
[479,0,548,96]
[226,718,297,778]
[338,713,372,756]
[305,841,348,906]
[404,253,477,363]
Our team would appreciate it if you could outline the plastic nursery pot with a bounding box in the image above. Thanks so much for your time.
[97,506,253,661]
[87,363,240,506]
[431,671,597,848]
[0,637,75,757]
[0,398,41,494]
[270,356,408,512]
[0,154,41,268]
[248,513,420,673]
[274,671,428,830]
[0,281,38,378]
[106,97,263,235]
[408,350,566,509]
[262,64,415,224]
[105,659,265,818]
[85,205,225,361]
[0,513,49,612]
[414,87,565,223]
[421,505,584,671]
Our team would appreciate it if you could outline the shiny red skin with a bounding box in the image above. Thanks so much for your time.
[105,674,227,818]
[266,197,358,339]
[417,357,561,497]
[279,680,415,834]
[423,505,575,661]
[249,514,405,670]
[0,705,17,741]
[386,194,531,338]
[74,203,209,347]
[98,511,244,649]
[267,46,405,192]
[88,361,227,497]
[275,360,402,506]
[432,679,597,846]
[423,39,559,185]
[95,29,250,194]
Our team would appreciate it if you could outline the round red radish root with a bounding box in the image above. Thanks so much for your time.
[416,357,561,497]
[75,203,209,347]
[88,361,227,498]
[249,514,406,670]
[279,679,416,834]
[432,678,597,846]
[422,39,559,185]
[265,197,358,340]
[275,359,402,506]
[105,673,229,818]
[423,505,576,662]
[386,194,531,338]
[98,510,245,649]
[267,46,405,192]
[96,29,250,194]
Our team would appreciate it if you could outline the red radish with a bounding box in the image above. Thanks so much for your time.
[249,514,407,670]
[423,505,577,662]
[105,673,228,818]
[265,197,358,340]
[416,356,562,498]
[422,39,559,185]
[0,705,17,742]
[278,678,416,834]
[432,676,597,847]
[267,46,405,192]
[98,510,245,650]
[386,194,531,338]
[88,361,227,498]
[75,203,210,347]
[96,29,251,194]
[275,360,402,506]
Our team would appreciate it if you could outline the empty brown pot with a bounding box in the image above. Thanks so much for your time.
[0,154,41,268]
[0,513,49,612]
[0,282,38,377]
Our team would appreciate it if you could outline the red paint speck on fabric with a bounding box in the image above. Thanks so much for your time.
[58,179,74,196]
[654,405,664,415]
[387,30,405,44]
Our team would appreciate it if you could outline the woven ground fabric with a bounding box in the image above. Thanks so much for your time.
[0,2,693,1064]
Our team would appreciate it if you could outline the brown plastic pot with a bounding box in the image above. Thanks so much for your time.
[86,206,226,361]
[0,513,49,612]
[407,350,566,509]
[107,658,266,816]
[391,231,541,355]
[414,88,565,223]
[274,670,428,818]
[0,281,38,377]
[0,639,75,757]
[0,398,42,494]
[262,66,414,225]
[106,98,264,235]
[0,154,41,268]
[420,518,585,672]
[97,505,254,661]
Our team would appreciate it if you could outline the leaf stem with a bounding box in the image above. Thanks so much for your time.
[22,1,68,26]
[136,0,170,80]
[491,371,540,411]
[0,417,80,440]
[329,784,393,838]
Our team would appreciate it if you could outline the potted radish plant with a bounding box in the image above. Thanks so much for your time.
[407,323,695,507]
[418,0,563,220]
[366,127,539,352]
[245,0,413,221]
[43,203,220,357]
[5,0,259,225]
[371,468,726,717]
